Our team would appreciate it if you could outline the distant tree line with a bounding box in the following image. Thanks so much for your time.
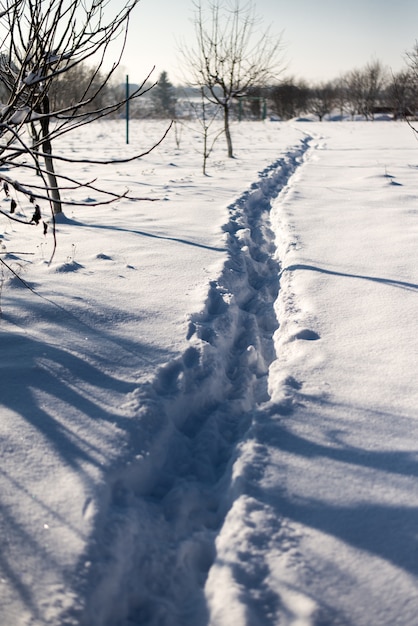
[266,55,418,122]
[58,53,417,125]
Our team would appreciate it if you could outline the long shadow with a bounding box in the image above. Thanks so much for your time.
[284,263,418,292]
[278,499,418,577]
[257,404,418,480]
[251,402,418,579]
[0,307,172,468]
[0,292,174,620]
[60,217,227,253]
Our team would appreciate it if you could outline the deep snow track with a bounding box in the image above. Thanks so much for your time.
[78,136,312,626]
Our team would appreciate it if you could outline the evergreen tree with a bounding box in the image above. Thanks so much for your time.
[151,71,177,118]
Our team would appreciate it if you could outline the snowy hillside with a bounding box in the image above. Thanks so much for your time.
[0,119,417,626]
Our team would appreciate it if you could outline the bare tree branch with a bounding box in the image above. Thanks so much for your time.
[0,0,168,267]
[180,0,283,157]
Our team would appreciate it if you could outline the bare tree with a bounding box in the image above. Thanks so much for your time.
[343,61,387,120]
[188,87,224,175]
[343,71,357,119]
[270,78,309,120]
[0,0,165,241]
[48,61,113,115]
[362,61,387,119]
[308,82,336,121]
[334,76,352,120]
[403,42,418,125]
[181,0,283,158]
[386,70,416,119]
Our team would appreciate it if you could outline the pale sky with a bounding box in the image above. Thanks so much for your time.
[119,0,418,85]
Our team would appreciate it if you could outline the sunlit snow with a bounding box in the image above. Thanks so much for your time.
[0,118,417,626]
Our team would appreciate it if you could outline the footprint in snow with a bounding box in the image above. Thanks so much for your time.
[291,328,320,341]
[96,253,112,260]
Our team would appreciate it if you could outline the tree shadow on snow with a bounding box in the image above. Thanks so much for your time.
[0,290,173,621]
[252,400,418,579]
[60,216,227,253]
[284,263,418,292]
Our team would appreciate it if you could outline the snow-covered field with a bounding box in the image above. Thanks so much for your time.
[0,117,417,626]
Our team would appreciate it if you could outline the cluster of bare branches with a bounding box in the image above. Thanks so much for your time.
[0,0,168,262]
[400,42,418,135]
[181,0,283,158]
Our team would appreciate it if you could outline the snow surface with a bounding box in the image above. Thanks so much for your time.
[0,118,417,625]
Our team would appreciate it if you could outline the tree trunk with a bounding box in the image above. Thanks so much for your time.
[223,104,233,158]
[40,95,62,215]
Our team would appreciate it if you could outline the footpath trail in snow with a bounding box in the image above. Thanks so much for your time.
[0,120,307,626]
[77,136,312,626]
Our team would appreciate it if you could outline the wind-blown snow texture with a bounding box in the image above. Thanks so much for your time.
[0,120,417,626]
